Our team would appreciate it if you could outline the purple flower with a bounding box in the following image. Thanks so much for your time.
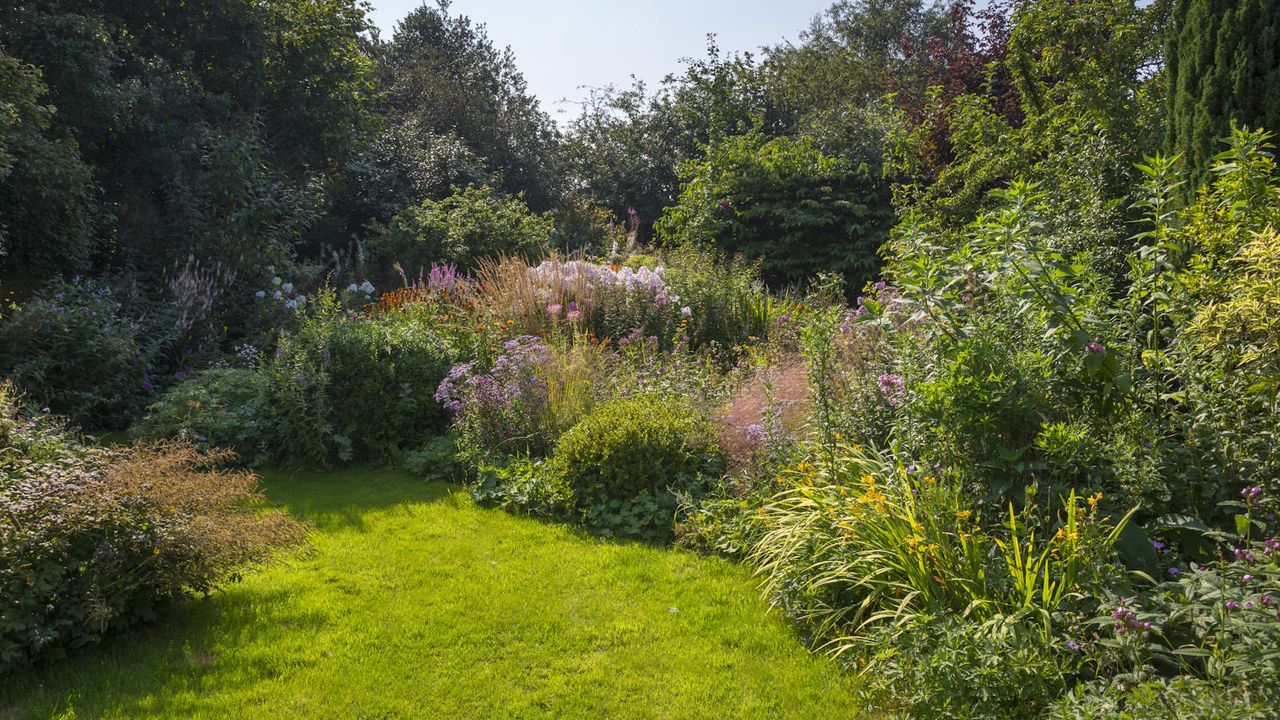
[1225,600,1240,611]
[877,373,906,407]
[1244,574,1254,584]
[1151,539,1166,551]
[1086,341,1107,355]
[1235,548,1257,564]
[1168,567,1181,576]
[1263,595,1274,607]
[1065,639,1081,651]
[719,199,733,213]
[1242,486,1263,500]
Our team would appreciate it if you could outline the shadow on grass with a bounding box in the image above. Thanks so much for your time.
[0,469,442,717]
[256,467,453,532]
[0,585,324,718]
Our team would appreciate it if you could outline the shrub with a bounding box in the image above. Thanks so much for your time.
[659,246,780,357]
[260,297,459,465]
[0,279,164,428]
[367,184,553,277]
[0,384,301,672]
[551,395,724,542]
[138,292,460,467]
[133,368,268,458]
[864,617,1079,719]
[656,130,891,289]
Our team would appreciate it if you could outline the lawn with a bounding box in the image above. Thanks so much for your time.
[0,470,868,719]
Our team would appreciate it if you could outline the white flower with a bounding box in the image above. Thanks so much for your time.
[273,290,283,300]
[360,280,375,294]
[347,283,358,293]
[680,306,692,317]
[272,276,282,286]
[255,290,266,299]
[282,282,294,293]
[296,295,307,306]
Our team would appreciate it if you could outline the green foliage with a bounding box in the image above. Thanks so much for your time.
[382,2,563,209]
[1167,0,1280,182]
[0,279,166,429]
[0,0,376,283]
[0,50,96,279]
[865,617,1079,719]
[133,368,269,456]
[657,131,890,289]
[1050,677,1271,719]
[0,383,299,673]
[369,185,554,275]
[564,41,782,238]
[139,295,458,466]
[259,298,459,465]
[659,246,777,357]
[552,395,724,542]
[753,443,1127,650]
[887,0,1163,232]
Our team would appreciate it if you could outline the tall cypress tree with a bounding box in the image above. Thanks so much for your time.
[1167,0,1280,179]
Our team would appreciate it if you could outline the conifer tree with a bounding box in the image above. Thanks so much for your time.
[1167,0,1280,180]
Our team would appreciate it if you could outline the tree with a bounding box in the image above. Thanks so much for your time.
[381,2,563,210]
[0,0,378,283]
[563,41,780,240]
[0,51,97,279]
[1167,0,1280,180]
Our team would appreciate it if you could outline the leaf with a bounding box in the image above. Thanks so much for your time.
[1149,514,1212,535]
[1235,514,1251,539]
[1115,521,1160,575]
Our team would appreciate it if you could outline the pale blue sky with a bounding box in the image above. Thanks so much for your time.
[368,1,832,120]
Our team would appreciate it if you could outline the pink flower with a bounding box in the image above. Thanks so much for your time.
[546,303,562,315]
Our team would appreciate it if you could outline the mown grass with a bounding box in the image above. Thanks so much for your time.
[0,470,867,719]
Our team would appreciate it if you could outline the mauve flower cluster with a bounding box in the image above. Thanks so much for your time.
[527,260,681,307]
[435,337,549,440]
[426,263,463,293]
[1111,604,1153,634]
[878,373,906,407]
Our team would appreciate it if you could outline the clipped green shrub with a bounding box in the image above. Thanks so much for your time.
[552,395,724,542]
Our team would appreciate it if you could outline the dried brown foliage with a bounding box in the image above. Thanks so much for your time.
[103,442,306,572]
[716,356,811,475]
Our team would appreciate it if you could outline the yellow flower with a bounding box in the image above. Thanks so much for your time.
[955,510,972,521]
[1087,492,1103,510]
[860,474,877,488]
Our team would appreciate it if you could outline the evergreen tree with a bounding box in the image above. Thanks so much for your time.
[1167,0,1280,179]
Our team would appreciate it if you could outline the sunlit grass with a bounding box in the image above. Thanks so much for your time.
[1,470,867,719]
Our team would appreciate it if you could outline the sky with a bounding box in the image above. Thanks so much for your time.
[367,0,832,122]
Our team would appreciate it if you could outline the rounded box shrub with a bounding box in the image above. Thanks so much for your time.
[552,395,724,542]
